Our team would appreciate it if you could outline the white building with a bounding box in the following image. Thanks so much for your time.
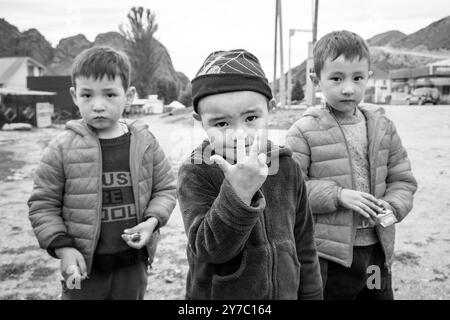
[389,58,450,104]
[0,57,46,90]
[366,67,391,104]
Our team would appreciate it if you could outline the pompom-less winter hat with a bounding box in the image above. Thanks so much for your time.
[191,49,273,113]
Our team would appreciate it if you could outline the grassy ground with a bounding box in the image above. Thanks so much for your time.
[0,104,449,299]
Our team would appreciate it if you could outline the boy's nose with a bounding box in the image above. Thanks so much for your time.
[92,99,106,112]
[342,82,354,95]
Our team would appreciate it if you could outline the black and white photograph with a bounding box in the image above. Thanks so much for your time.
[0,0,449,303]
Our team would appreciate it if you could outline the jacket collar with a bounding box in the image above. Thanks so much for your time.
[65,119,149,137]
[301,102,386,126]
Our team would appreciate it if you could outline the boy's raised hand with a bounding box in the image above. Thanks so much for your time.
[122,217,158,249]
[338,189,383,224]
[210,131,268,206]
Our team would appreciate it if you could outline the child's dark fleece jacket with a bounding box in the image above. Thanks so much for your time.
[177,140,323,300]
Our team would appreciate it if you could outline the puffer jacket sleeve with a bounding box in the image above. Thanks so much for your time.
[177,163,265,264]
[286,122,341,214]
[28,136,68,249]
[293,163,323,300]
[143,135,176,228]
[381,121,417,222]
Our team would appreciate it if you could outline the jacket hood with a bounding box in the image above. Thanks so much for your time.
[65,119,149,137]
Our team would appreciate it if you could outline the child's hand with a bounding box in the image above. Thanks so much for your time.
[338,189,383,222]
[121,217,158,249]
[210,131,268,205]
[55,247,88,280]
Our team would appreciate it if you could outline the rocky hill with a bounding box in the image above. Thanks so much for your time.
[392,15,450,51]
[0,18,54,65]
[367,30,406,47]
[0,18,189,99]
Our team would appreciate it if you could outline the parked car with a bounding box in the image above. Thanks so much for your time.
[405,87,440,105]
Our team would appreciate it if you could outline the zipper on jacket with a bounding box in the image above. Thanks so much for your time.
[327,106,357,266]
[88,137,103,274]
[366,116,391,273]
[130,136,150,224]
[258,199,277,299]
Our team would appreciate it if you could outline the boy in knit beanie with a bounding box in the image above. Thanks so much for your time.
[286,30,417,299]
[177,49,323,300]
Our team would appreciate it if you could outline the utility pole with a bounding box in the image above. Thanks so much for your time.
[272,0,278,97]
[273,0,285,109]
[278,0,285,109]
[306,0,319,106]
[313,0,319,42]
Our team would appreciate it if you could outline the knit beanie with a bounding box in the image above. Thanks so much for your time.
[191,49,273,113]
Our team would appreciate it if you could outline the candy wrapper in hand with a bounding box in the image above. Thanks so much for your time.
[377,208,397,227]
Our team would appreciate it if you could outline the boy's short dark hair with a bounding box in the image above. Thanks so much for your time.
[71,46,131,89]
[313,30,370,78]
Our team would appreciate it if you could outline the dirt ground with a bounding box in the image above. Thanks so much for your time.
[0,104,449,300]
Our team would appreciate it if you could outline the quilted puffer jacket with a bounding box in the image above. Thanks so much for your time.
[28,119,176,274]
[286,103,417,267]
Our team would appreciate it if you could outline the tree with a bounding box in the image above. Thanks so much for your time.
[155,79,178,104]
[291,80,305,102]
[120,7,161,97]
[178,89,193,107]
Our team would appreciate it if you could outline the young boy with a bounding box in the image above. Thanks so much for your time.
[286,30,417,300]
[28,46,176,300]
[177,49,323,300]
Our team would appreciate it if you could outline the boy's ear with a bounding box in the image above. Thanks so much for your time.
[268,98,276,111]
[193,113,201,122]
[126,86,136,103]
[309,73,320,87]
[69,87,79,107]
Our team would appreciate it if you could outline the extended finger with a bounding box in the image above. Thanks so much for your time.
[236,131,246,163]
[361,192,380,205]
[249,133,259,160]
[351,205,370,219]
[359,202,378,218]
[210,155,232,173]
[257,152,267,165]
[361,197,383,213]
[77,256,87,277]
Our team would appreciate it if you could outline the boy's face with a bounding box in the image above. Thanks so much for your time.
[195,91,269,162]
[313,55,370,115]
[70,75,135,131]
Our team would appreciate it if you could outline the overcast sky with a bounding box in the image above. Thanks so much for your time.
[1,0,449,79]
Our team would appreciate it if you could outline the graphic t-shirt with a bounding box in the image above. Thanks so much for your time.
[93,132,147,270]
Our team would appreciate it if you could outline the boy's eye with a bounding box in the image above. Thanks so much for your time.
[81,94,91,98]
[214,122,229,128]
[246,115,257,122]
[106,93,117,98]
[354,76,364,81]
[330,77,342,82]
